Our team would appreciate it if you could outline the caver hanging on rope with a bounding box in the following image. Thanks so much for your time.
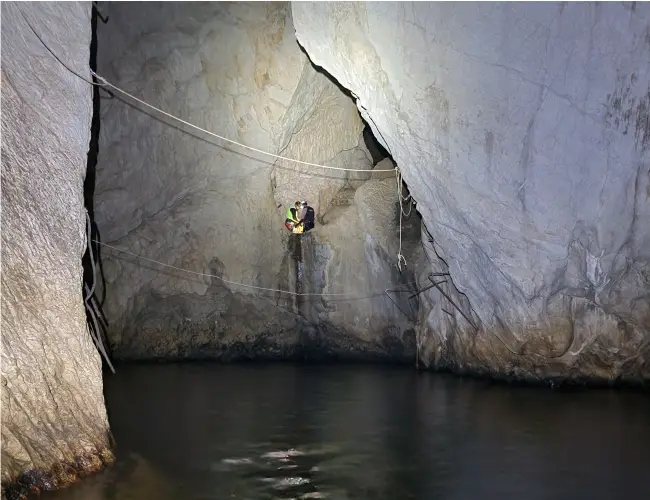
[285,201,304,233]
[285,200,315,234]
[301,201,315,232]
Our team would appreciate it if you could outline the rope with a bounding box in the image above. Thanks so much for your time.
[91,71,396,174]
[18,8,106,88]
[96,239,412,298]
[19,9,394,173]
[396,168,413,216]
[396,168,412,203]
[395,168,408,272]
[83,211,116,374]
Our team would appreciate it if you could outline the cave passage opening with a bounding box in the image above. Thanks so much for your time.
[297,56,422,250]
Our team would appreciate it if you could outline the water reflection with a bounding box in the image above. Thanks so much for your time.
[41,363,650,500]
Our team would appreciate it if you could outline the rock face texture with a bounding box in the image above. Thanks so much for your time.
[292,2,650,382]
[95,2,414,361]
[1,2,112,495]
[272,61,373,216]
[276,159,418,361]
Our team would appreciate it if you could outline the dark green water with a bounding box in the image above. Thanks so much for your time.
[42,363,650,500]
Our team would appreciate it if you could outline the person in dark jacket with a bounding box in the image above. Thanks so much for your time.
[300,201,315,232]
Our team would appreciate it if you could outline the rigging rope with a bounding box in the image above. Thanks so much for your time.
[20,7,395,173]
[395,169,409,272]
[96,239,421,299]
[90,72,396,174]
[84,212,115,373]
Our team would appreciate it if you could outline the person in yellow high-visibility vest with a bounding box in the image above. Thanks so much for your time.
[284,201,304,234]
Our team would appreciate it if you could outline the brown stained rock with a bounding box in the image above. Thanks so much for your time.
[2,447,115,500]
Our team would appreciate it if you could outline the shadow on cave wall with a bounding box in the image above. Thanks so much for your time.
[82,2,113,370]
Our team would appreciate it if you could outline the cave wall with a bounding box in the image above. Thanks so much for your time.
[95,2,414,361]
[1,1,112,493]
[292,2,650,382]
[271,60,373,216]
[95,1,302,358]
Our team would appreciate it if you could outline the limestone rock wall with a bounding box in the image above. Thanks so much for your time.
[95,2,413,361]
[95,1,303,358]
[1,1,111,494]
[304,170,417,351]
[272,61,373,216]
[292,2,650,382]
[275,161,418,361]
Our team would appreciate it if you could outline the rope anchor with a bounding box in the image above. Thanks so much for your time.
[427,274,478,331]
[395,167,411,271]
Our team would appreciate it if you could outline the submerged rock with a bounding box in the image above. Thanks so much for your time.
[292,1,650,382]
[1,1,112,494]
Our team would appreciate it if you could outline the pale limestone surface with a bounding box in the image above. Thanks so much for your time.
[95,2,413,361]
[272,60,373,217]
[309,174,416,344]
[292,2,650,381]
[95,2,303,357]
[1,1,110,486]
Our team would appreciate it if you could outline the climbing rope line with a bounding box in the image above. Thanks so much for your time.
[96,239,424,299]
[395,169,408,272]
[18,8,106,88]
[396,167,413,203]
[91,71,396,174]
[83,211,115,373]
[19,8,395,174]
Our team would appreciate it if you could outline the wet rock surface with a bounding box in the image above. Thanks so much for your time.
[1,1,112,495]
[292,2,650,382]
